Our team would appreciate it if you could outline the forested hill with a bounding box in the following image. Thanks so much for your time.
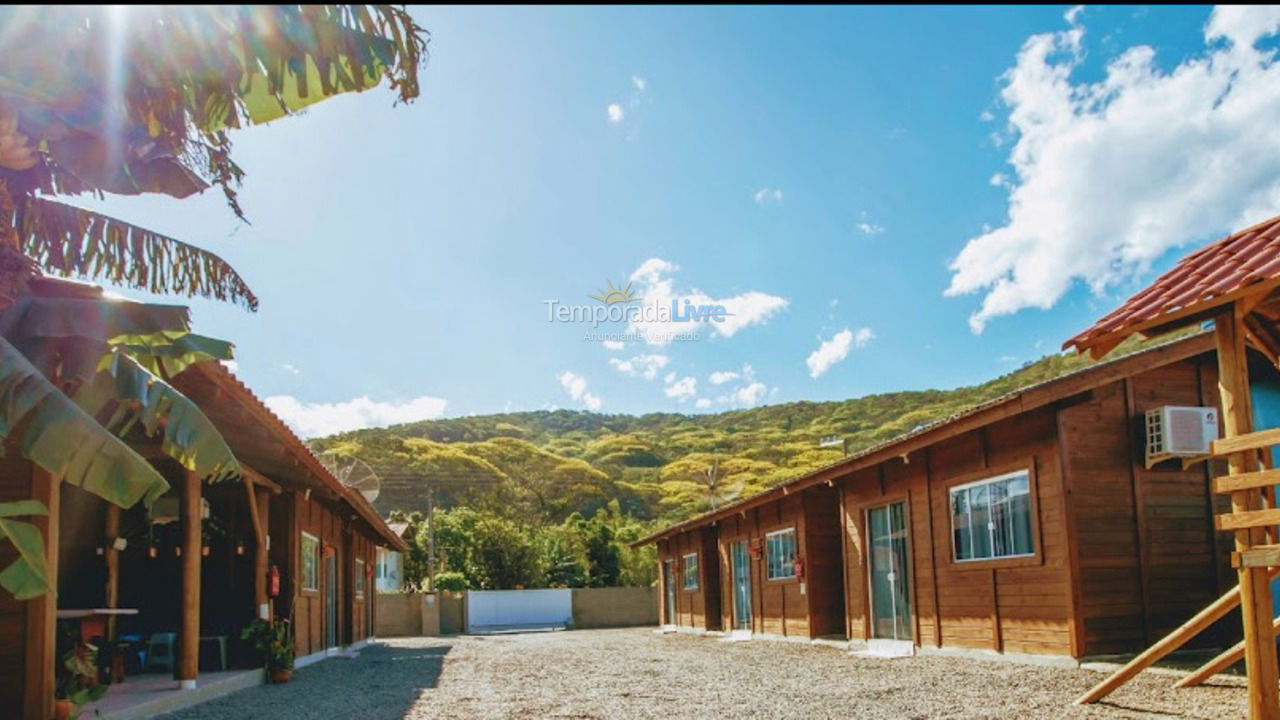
[311,332,1194,527]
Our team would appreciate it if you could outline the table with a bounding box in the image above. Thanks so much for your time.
[57,608,139,643]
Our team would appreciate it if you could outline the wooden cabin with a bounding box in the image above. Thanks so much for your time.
[1,304,406,719]
[643,332,1269,659]
[658,527,721,631]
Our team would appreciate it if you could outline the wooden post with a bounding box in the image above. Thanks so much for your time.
[104,504,120,642]
[1216,307,1280,720]
[427,487,436,592]
[243,477,269,620]
[178,470,201,688]
[23,468,59,720]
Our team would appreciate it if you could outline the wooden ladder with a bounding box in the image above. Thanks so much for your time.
[1076,428,1280,710]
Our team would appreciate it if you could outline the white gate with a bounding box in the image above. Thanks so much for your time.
[465,589,572,633]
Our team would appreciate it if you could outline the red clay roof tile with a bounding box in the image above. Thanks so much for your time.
[1066,213,1280,353]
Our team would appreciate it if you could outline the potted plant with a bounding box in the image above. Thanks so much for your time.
[55,640,107,719]
[240,618,295,683]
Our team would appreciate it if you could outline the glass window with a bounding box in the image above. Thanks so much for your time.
[682,553,699,589]
[766,528,797,580]
[355,558,366,595]
[301,532,319,591]
[951,470,1034,562]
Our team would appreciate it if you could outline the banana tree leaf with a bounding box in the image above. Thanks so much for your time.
[18,199,258,311]
[0,336,169,508]
[11,294,190,344]
[76,350,239,483]
[111,333,234,379]
[0,500,50,600]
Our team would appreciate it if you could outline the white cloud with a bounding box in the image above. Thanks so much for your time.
[948,5,1280,333]
[664,375,697,402]
[855,210,884,235]
[632,75,647,92]
[806,327,874,378]
[730,382,768,406]
[281,363,301,376]
[709,370,740,385]
[602,340,625,351]
[753,188,784,206]
[609,353,669,380]
[606,103,625,124]
[627,258,788,346]
[265,394,448,439]
[694,398,712,409]
[557,371,602,411]
[221,359,239,373]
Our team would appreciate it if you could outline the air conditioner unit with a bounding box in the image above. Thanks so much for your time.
[1145,406,1219,468]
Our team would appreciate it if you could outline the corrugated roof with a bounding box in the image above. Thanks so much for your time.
[634,330,1214,547]
[1065,213,1280,355]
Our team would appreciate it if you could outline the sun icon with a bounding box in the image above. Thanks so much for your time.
[589,280,638,305]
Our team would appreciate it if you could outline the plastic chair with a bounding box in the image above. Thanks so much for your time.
[144,632,176,674]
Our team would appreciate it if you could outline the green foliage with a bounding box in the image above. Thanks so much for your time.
[433,571,467,591]
[240,618,295,671]
[0,500,50,600]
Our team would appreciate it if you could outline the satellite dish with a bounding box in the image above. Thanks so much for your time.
[319,451,381,504]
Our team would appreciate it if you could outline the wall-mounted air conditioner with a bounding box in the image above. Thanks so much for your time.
[1145,406,1219,468]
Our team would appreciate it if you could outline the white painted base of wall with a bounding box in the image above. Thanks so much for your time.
[720,630,753,642]
[915,644,1079,669]
[179,679,197,690]
[853,639,914,658]
[295,635,376,669]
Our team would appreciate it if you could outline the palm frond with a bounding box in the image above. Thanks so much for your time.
[0,5,427,214]
[76,350,239,483]
[0,336,169,508]
[18,198,258,310]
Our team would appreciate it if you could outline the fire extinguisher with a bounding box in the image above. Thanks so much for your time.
[794,555,805,582]
[268,564,281,598]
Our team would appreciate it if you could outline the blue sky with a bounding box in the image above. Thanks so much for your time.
[84,5,1280,436]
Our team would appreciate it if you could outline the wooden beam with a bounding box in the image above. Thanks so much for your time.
[240,464,283,494]
[1217,508,1280,532]
[1214,307,1280,720]
[178,470,201,687]
[1235,545,1280,568]
[1212,428,1280,457]
[1074,572,1276,705]
[1215,469,1280,495]
[1176,614,1280,688]
[23,468,59,720]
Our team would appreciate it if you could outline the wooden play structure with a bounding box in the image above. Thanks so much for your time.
[1067,214,1280,719]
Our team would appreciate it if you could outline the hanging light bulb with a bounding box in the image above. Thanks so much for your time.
[149,547,157,558]
[236,544,245,556]
[175,546,182,557]
[202,546,210,557]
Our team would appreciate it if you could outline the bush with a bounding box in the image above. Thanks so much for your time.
[433,571,468,591]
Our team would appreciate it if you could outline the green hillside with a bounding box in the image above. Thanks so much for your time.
[312,332,1195,529]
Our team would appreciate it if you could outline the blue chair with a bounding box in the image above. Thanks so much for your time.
[144,632,176,674]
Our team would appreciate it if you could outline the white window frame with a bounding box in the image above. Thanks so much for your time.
[765,527,797,581]
[682,553,699,590]
[300,532,320,591]
[949,469,1035,563]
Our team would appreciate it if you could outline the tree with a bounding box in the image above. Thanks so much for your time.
[0,5,428,598]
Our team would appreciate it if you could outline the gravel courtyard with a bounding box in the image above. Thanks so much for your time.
[155,628,1248,719]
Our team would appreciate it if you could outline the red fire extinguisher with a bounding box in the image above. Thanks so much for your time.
[794,555,805,582]
[268,564,281,598]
